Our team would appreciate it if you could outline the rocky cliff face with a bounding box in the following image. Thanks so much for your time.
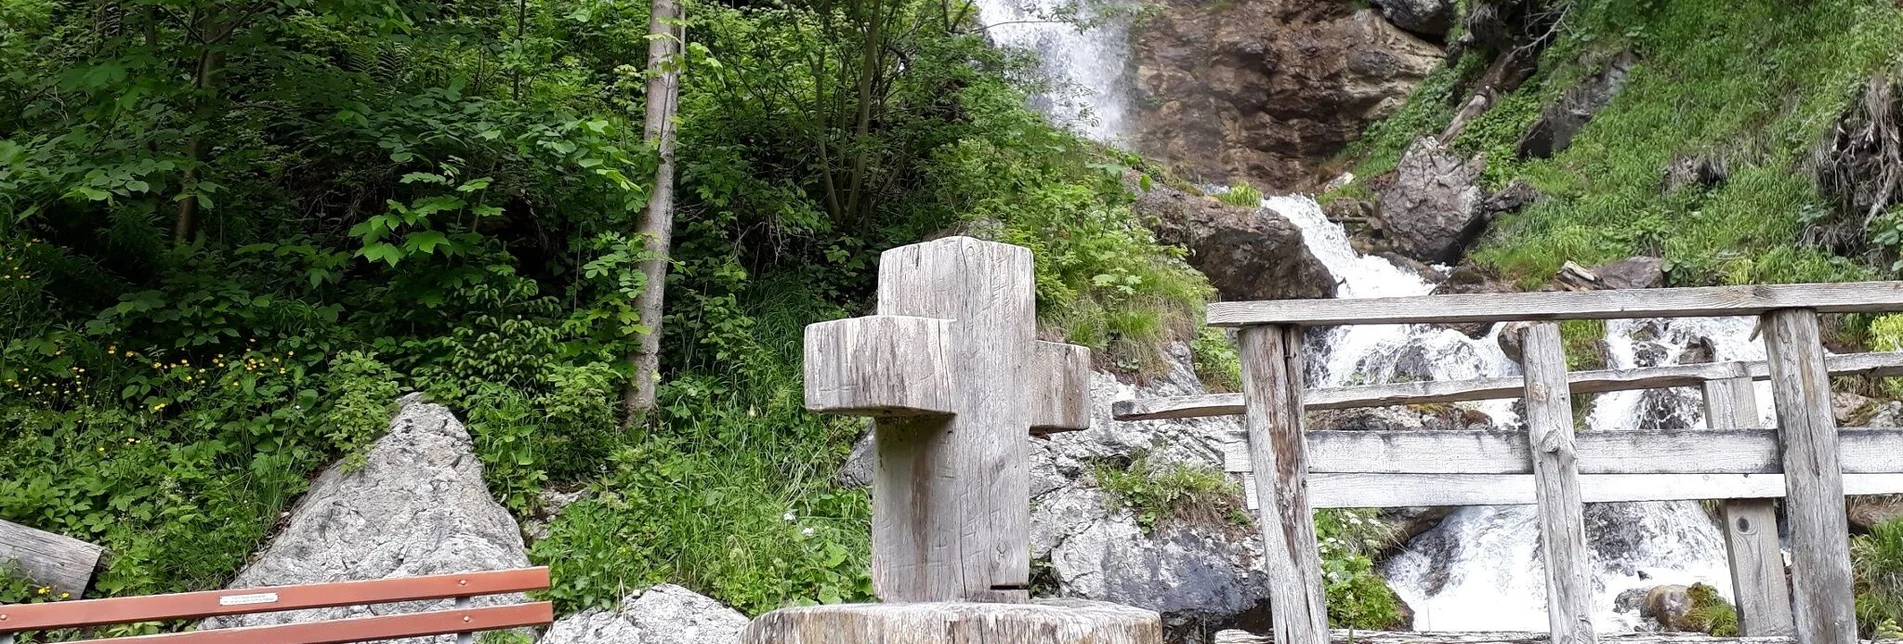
[1132,0,1442,190]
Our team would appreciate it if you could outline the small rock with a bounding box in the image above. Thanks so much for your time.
[835,426,876,489]
[1833,392,1878,426]
[1640,584,1695,631]
[1593,257,1666,289]
[1849,495,1903,531]
[1431,264,1516,338]
[539,584,748,644]
[1496,321,1537,365]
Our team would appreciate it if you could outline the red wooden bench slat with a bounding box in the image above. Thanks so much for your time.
[0,568,549,632]
[61,602,554,644]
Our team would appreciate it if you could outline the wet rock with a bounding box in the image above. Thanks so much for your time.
[1033,343,1275,643]
[539,584,748,644]
[1138,183,1337,301]
[1372,0,1455,38]
[1133,3,1442,189]
[1640,585,1695,631]
[202,395,533,640]
[1380,507,1455,556]
[1518,50,1639,159]
[1375,137,1488,264]
[1495,321,1536,365]
[1431,264,1516,338]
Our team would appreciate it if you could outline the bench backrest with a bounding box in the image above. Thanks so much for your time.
[0,567,552,644]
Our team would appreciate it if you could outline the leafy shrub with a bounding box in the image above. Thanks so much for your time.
[1191,327,1243,393]
[1316,509,1407,629]
[1093,454,1247,534]
[1216,183,1264,208]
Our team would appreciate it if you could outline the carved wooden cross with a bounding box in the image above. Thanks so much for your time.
[804,236,1092,603]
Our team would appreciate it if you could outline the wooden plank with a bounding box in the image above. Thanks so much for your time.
[1206,281,1903,327]
[60,603,553,644]
[1761,309,1857,644]
[870,237,1036,601]
[1703,372,1796,637]
[1245,472,1903,509]
[1219,428,1903,476]
[1211,630,1807,644]
[1029,341,1092,435]
[1238,325,1328,644]
[740,601,1162,644]
[1112,352,1903,421]
[1520,323,1593,644]
[0,568,550,632]
[804,315,954,416]
[0,519,104,598]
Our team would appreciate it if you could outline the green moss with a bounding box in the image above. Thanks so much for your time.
[1093,453,1248,534]
[1685,582,1740,636]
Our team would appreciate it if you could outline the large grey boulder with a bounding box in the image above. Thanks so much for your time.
[1137,183,1337,302]
[539,584,748,644]
[1375,137,1488,264]
[1372,0,1455,37]
[1031,343,1276,643]
[202,395,531,642]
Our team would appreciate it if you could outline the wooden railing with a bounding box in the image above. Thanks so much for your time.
[1117,282,1903,644]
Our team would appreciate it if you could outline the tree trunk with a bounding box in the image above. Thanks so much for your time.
[175,14,225,244]
[622,0,685,422]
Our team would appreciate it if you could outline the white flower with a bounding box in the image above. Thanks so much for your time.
[783,511,797,522]
[802,527,816,537]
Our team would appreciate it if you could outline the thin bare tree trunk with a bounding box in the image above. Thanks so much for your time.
[175,11,225,244]
[623,0,685,422]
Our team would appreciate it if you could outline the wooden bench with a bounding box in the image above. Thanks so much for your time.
[0,567,552,644]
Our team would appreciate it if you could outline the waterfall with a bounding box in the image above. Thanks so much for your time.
[970,0,1133,141]
[1263,195,1749,632]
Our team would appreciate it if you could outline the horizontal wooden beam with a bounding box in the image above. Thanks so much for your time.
[0,568,550,632]
[1112,352,1903,421]
[1222,428,1903,476]
[1213,630,1798,644]
[1242,472,1903,509]
[62,602,554,644]
[0,519,104,599]
[1207,281,1903,327]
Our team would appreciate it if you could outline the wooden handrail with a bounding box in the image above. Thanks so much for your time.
[1112,351,1903,421]
[0,568,549,632]
[63,602,553,644]
[1206,281,1903,327]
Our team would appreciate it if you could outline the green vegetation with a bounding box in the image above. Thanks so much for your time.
[1856,518,1903,638]
[1684,582,1739,637]
[1315,509,1407,630]
[0,0,1206,625]
[1191,326,1243,393]
[1216,182,1264,208]
[1093,453,1248,534]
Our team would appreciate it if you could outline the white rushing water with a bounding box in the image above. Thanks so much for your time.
[970,0,1132,141]
[1264,195,1752,632]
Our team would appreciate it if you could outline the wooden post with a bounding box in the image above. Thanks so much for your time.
[1237,325,1328,644]
[801,237,1091,603]
[1760,308,1856,644]
[1520,323,1592,644]
[0,519,104,598]
[1701,370,1795,637]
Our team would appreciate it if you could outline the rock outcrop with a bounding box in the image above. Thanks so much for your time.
[1376,137,1489,263]
[1372,0,1455,38]
[539,584,749,644]
[1138,184,1337,301]
[1517,50,1639,159]
[202,395,533,640]
[1133,2,1442,189]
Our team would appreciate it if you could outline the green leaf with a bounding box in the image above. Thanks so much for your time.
[359,243,404,266]
[404,231,451,255]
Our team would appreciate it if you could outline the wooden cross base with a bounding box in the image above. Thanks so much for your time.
[740,601,1162,644]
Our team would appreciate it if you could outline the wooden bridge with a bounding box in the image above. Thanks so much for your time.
[1113,283,1903,644]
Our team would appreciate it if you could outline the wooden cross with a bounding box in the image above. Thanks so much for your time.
[804,236,1092,603]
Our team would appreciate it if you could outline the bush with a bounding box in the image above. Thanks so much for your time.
[1093,454,1248,534]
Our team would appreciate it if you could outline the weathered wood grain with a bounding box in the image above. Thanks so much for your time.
[1521,323,1593,644]
[1703,371,1796,637]
[1111,352,1903,421]
[740,601,1162,644]
[1207,281,1903,327]
[1762,309,1858,644]
[1238,325,1329,644]
[1029,341,1092,435]
[870,237,1037,602]
[804,315,953,416]
[1211,630,1827,644]
[1242,472,1903,509]
[0,519,104,598]
[1218,428,1903,476]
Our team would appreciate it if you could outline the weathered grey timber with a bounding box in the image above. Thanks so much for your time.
[1520,323,1593,644]
[1111,351,1903,421]
[0,519,103,597]
[1240,471,1903,509]
[1207,281,1903,326]
[1762,309,1858,644]
[1211,631,1822,644]
[1218,428,1903,476]
[741,601,1161,644]
[1238,325,1328,644]
[1704,370,1796,636]
[798,236,1090,603]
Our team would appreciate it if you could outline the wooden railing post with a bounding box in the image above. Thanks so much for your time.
[1238,325,1327,644]
[1520,323,1593,644]
[1702,369,1795,636]
[1761,308,1857,644]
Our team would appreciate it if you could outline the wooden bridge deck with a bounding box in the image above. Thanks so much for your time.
[1213,631,1902,644]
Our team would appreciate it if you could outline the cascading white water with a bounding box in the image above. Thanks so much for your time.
[1264,195,1752,632]
[970,0,1132,141]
